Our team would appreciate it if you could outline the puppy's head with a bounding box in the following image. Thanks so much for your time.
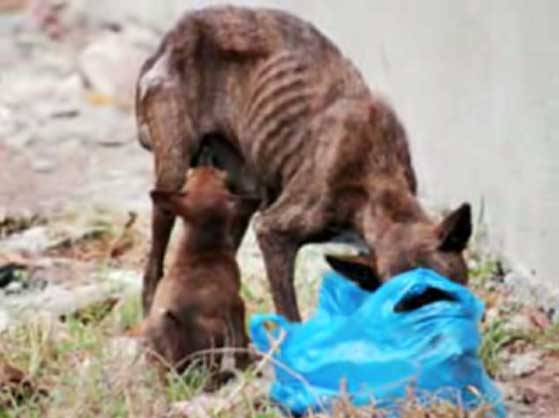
[151,167,259,228]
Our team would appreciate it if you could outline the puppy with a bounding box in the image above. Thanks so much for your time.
[131,167,256,378]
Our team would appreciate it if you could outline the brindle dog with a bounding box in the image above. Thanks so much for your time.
[136,6,472,321]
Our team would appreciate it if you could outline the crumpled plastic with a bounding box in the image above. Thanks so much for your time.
[250,268,506,417]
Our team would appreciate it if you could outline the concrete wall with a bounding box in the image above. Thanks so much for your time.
[107,0,558,288]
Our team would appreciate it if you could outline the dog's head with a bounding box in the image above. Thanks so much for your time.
[327,203,472,289]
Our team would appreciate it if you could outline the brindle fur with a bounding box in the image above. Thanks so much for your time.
[136,6,472,321]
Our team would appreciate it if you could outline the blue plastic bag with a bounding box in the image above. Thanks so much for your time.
[250,268,505,417]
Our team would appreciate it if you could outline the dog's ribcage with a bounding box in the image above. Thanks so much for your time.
[241,52,314,184]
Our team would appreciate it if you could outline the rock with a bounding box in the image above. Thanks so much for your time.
[504,272,559,325]
[0,105,34,149]
[102,269,142,294]
[32,73,84,120]
[78,33,149,108]
[31,158,55,173]
[525,307,552,331]
[0,0,27,13]
[42,106,128,145]
[0,262,26,288]
[1,226,50,255]
[0,310,10,332]
[484,307,500,324]
[0,358,26,387]
[70,0,185,30]
[120,22,160,51]
[24,0,89,40]
[0,105,18,138]
[4,280,24,295]
[172,395,221,418]
[501,351,543,380]
[104,336,142,363]
[171,374,272,418]
[94,111,135,146]
[504,312,537,335]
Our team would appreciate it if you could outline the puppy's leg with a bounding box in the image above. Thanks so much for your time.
[255,188,330,322]
[139,77,194,315]
[231,302,251,370]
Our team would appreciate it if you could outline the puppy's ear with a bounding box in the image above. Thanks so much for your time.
[150,190,188,216]
[325,253,382,292]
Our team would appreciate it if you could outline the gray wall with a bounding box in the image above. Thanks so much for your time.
[105,0,558,289]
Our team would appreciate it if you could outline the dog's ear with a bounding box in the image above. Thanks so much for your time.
[325,253,382,292]
[437,203,472,252]
[150,190,189,216]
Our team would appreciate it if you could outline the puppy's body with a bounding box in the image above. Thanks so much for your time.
[138,6,472,322]
[136,168,249,373]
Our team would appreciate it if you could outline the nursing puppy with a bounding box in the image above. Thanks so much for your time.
[132,167,254,377]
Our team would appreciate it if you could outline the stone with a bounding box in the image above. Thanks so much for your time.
[0,105,18,138]
[0,104,35,149]
[102,269,142,293]
[1,226,50,254]
[501,351,543,380]
[94,111,135,146]
[23,0,90,40]
[4,280,24,295]
[0,310,10,332]
[171,374,272,418]
[120,22,160,51]
[31,158,55,173]
[78,33,149,108]
[505,272,559,325]
[69,0,186,30]
[104,336,143,363]
[0,0,27,13]
[504,312,538,335]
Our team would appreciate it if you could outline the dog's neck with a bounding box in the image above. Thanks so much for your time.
[358,183,430,242]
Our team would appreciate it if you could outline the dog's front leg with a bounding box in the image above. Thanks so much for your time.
[254,185,330,322]
[255,216,301,322]
[143,206,175,314]
[138,72,194,316]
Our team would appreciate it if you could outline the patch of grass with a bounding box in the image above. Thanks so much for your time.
[468,255,503,290]
[115,294,143,331]
[0,213,46,239]
[479,318,531,377]
[0,296,167,418]
[0,299,494,418]
[529,322,559,354]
